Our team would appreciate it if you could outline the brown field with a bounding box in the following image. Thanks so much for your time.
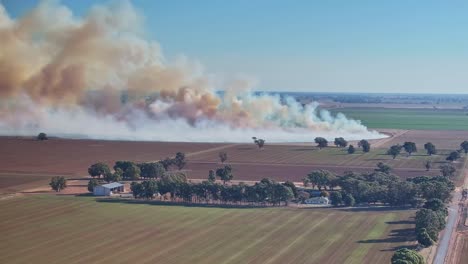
[378,129,468,150]
[0,131,466,191]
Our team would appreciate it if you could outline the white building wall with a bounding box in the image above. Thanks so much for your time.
[93,186,111,196]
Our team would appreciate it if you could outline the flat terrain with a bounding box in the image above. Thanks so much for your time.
[1,134,466,188]
[0,195,416,264]
[329,108,468,130]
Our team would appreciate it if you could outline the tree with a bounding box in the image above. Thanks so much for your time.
[375,162,392,174]
[113,161,135,172]
[160,158,174,171]
[216,165,233,184]
[391,248,425,264]
[139,162,165,179]
[387,145,402,159]
[343,193,355,207]
[403,142,417,156]
[307,170,332,190]
[417,228,435,247]
[49,176,67,192]
[282,181,298,198]
[423,198,447,215]
[334,137,348,148]
[252,137,265,149]
[174,152,186,170]
[347,145,356,154]
[130,182,144,198]
[314,137,328,149]
[424,160,432,171]
[446,151,461,162]
[87,178,99,192]
[461,141,468,154]
[141,180,158,199]
[415,208,445,237]
[37,132,48,141]
[440,164,456,177]
[358,139,371,153]
[424,142,437,156]
[330,192,343,206]
[219,152,228,163]
[208,170,216,183]
[123,163,141,180]
[88,163,111,178]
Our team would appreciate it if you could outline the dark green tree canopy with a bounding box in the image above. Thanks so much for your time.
[314,137,328,149]
[252,137,265,148]
[334,137,348,148]
[139,162,166,179]
[375,162,392,174]
[219,152,228,163]
[460,140,468,154]
[358,139,371,152]
[88,163,111,178]
[216,165,234,184]
[446,151,461,162]
[49,176,67,192]
[403,142,417,156]
[424,142,437,155]
[387,145,402,159]
[87,178,99,192]
[347,145,356,154]
[391,248,424,264]
[439,164,456,177]
[37,132,48,140]
[123,163,141,180]
[174,152,186,170]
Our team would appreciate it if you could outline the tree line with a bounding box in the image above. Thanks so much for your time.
[387,140,468,162]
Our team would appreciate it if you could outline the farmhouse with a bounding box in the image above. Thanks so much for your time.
[93,182,125,196]
[304,197,329,205]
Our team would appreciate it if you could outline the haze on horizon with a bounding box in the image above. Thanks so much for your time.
[4,0,468,95]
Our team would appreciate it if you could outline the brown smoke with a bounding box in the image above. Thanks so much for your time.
[0,1,381,142]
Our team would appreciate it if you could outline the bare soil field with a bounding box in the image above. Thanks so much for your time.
[0,133,465,190]
[0,195,416,264]
[376,129,468,150]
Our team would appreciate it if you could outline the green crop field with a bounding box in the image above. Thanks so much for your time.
[330,108,468,130]
[0,195,415,264]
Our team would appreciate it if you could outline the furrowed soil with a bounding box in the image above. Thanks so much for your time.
[0,195,416,264]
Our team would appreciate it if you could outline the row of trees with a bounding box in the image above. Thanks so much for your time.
[387,141,468,161]
[316,137,371,153]
[303,162,455,207]
[415,198,448,247]
[130,175,296,206]
[87,152,187,182]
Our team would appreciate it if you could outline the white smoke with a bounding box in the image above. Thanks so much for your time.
[0,1,385,143]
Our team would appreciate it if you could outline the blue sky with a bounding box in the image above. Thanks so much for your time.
[3,0,468,94]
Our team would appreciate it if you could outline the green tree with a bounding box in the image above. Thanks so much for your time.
[387,145,402,159]
[417,228,434,247]
[375,162,392,174]
[252,137,265,149]
[330,192,343,206]
[218,152,228,163]
[460,141,468,154]
[440,164,456,177]
[49,176,67,192]
[88,163,110,178]
[37,132,48,141]
[282,181,298,198]
[139,162,165,179]
[334,137,348,148]
[208,169,216,183]
[123,163,141,180]
[87,178,99,192]
[423,198,447,215]
[307,170,332,190]
[358,139,371,153]
[216,165,233,184]
[424,142,437,156]
[113,161,135,172]
[391,248,425,264]
[314,137,328,149]
[343,193,355,207]
[403,142,417,156]
[130,182,144,198]
[141,180,158,199]
[174,152,186,170]
[446,151,461,162]
[347,145,356,154]
[160,157,174,171]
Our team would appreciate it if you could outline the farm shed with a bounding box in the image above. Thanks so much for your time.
[93,182,124,196]
[304,197,329,205]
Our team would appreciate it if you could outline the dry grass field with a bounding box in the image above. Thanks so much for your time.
[0,195,416,264]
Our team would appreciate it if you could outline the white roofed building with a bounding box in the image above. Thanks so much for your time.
[93,182,125,196]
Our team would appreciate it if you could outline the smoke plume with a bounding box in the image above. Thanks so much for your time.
[0,1,384,142]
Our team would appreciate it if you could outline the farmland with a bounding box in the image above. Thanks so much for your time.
[0,195,416,264]
[329,108,468,130]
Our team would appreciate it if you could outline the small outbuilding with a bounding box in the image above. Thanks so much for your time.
[93,182,125,196]
[304,197,329,205]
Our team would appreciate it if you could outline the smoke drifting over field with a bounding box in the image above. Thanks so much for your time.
[0,1,383,142]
